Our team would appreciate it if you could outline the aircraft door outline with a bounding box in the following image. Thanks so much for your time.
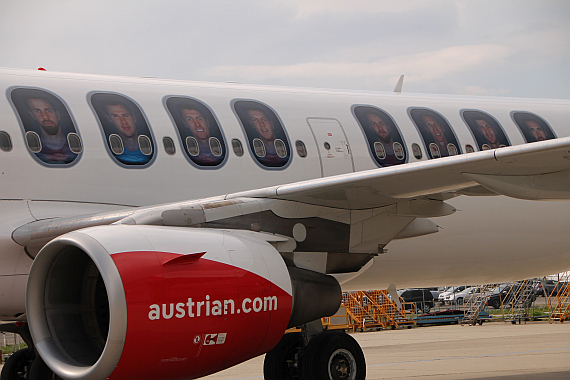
[306,118,355,177]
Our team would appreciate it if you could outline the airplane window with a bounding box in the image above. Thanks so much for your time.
[429,143,441,158]
[295,140,307,158]
[411,143,422,159]
[462,110,510,151]
[253,138,266,157]
[233,100,291,169]
[67,133,83,154]
[10,88,81,165]
[138,135,153,155]
[409,108,461,159]
[448,143,458,156]
[512,112,556,143]
[209,137,223,157]
[25,131,42,153]
[186,136,199,156]
[0,131,13,152]
[274,139,287,158]
[108,134,124,155]
[90,93,155,166]
[465,144,475,153]
[352,105,407,167]
[393,142,405,160]
[373,142,386,159]
[165,96,226,168]
[231,138,244,157]
[162,136,176,155]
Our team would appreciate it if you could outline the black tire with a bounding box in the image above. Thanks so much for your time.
[1,348,33,380]
[490,299,501,309]
[301,331,365,380]
[263,332,303,380]
[29,355,63,380]
[422,304,431,313]
[456,298,463,305]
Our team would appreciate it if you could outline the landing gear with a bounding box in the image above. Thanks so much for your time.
[0,323,60,380]
[263,333,304,379]
[301,331,365,380]
[0,348,32,380]
[29,356,62,380]
[264,329,366,380]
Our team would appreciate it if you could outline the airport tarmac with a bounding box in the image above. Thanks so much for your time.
[203,321,570,380]
[1,321,568,379]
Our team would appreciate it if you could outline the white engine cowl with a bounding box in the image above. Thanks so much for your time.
[27,226,298,380]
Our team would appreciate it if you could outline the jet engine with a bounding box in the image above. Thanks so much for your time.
[26,225,340,380]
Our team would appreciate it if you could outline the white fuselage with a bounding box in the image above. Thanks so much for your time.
[1,68,569,320]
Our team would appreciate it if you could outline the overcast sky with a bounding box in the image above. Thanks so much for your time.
[1,0,568,99]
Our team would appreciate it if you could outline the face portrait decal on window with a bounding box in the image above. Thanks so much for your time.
[409,108,461,159]
[353,106,407,167]
[512,112,556,143]
[233,100,291,168]
[165,97,226,167]
[10,88,81,165]
[90,93,154,166]
[462,110,510,151]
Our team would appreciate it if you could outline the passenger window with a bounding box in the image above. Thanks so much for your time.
[465,144,475,153]
[9,88,81,165]
[462,110,510,151]
[162,136,176,155]
[138,135,153,155]
[512,112,556,143]
[25,131,42,153]
[353,106,407,167]
[233,100,291,168]
[109,134,124,155]
[295,140,307,158]
[0,131,13,152]
[411,143,422,159]
[165,96,227,168]
[67,133,83,154]
[90,93,155,166]
[409,108,461,159]
[231,138,244,157]
[209,137,223,156]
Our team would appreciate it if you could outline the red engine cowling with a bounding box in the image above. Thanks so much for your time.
[26,226,296,380]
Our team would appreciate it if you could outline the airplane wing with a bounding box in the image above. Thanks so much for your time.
[229,136,570,208]
[12,137,570,253]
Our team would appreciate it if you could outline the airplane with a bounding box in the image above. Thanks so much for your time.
[0,66,569,380]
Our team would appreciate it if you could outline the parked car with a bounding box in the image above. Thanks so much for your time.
[440,286,468,305]
[445,287,476,305]
[427,287,441,300]
[397,289,435,313]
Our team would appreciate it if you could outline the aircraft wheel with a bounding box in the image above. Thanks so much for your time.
[263,332,303,380]
[29,355,62,380]
[301,331,365,380]
[0,348,33,380]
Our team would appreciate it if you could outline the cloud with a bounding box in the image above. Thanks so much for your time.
[205,44,512,86]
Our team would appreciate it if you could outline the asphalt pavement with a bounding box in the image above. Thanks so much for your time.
[203,320,570,380]
[2,319,568,379]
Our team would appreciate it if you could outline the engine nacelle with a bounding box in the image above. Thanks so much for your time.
[26,226,339,380]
